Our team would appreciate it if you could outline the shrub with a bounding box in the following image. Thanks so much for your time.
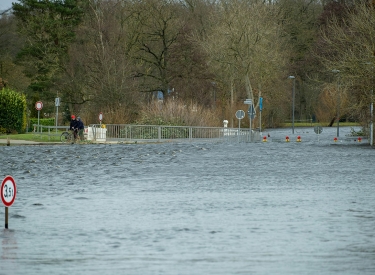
[29,118,55,132]
[0,88,27,133]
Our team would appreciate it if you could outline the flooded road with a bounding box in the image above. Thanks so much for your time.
[0,127,374,274]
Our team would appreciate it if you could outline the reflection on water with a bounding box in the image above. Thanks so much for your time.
[0,127,374,274]
[1,229,18,273]
[1,230,17,258]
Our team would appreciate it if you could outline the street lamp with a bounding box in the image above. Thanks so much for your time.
[371,70,374,147]
[365,62,373,147]
[332,69,340,137]
[288,76,296,134]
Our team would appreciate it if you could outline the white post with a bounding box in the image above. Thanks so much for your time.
[56,106,58,133]
[37,110,40,133]
[250,115,252,142]
[371,76,374,147]
[223,120,228,128]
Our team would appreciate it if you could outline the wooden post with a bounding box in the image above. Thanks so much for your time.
[5,207,8,229]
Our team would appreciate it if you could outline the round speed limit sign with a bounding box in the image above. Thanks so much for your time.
[35,101,43,111]
[1,176,17,207]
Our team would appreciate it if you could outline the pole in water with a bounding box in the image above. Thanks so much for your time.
[5,207,8,229]
[1,175,17,229]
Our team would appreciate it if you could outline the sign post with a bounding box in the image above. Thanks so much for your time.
[314,125,323,142]
[259,97,263,134]
[35,101,43,133]
[244,99,256,142]
[99,112,103,126]
[55,97,60,133]
[235,110,245,143]
[247,104,256,142]
[1,176,17,229]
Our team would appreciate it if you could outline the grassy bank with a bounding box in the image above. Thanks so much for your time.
[0,133,61,142]
[281,122,361,127]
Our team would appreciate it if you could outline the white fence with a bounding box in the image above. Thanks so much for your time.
[89,124,261,143]
[32,124,261,143]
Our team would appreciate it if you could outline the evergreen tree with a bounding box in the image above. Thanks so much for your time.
[12,0,84,102]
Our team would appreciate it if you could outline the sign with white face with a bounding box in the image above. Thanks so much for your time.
[314,126,323,134]
[1,176,17,207]
[99,112,103,121]
[235,110,245,119]
[55,97,60,107]
[35,101,43,111]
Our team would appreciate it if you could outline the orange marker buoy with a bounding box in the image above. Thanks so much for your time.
[358,137,362,142]
[285,136,290,142]
[263,136,267,142]
[296,135,301,142]
[334,137,338,142]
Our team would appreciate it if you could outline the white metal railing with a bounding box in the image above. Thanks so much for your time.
[89,124,261,143]
[32,124,261,143]
[32,124,70,140]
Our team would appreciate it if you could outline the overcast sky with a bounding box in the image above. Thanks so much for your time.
[0,0,19,11]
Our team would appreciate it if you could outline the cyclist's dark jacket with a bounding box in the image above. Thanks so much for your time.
[77,120,84,130]
[70,119,78,130]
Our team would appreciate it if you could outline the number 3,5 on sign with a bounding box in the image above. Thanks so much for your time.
[1,176,17,207]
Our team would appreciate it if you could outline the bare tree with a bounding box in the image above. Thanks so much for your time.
[58,0,141,123]
[126,0,186,97]
[200,0,290,126]
[319,1,375,122]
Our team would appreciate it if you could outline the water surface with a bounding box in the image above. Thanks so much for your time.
[0,127,374,274]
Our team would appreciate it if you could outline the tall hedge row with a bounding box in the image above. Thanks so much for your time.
[0,88,27,133]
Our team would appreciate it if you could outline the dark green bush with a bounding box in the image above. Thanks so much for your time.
[0,88,27,133]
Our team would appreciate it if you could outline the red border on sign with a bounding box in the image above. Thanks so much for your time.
[35,101,43,111]
[1,176,17,207]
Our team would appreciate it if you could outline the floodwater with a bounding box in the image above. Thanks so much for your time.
[0,126,374,275]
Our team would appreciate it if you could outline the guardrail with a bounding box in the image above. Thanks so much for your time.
[32,125,70,141]
[89,124,261,143]
[32,124,261,143]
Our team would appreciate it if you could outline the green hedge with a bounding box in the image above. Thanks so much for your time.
[29,118,55,132]
[0,88,27,133]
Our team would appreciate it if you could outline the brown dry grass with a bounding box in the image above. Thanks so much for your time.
[136,100,221,127]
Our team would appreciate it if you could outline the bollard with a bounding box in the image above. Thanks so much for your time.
[285,136,290,142]
[334,137,338,142]
[6,137,10,146]
[223,120,228,128]
[262,136,267,142]
[296,135,301,142]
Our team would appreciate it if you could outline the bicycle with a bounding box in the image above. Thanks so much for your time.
[60,129,79,143]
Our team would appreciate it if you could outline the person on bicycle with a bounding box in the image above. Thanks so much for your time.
[77,117,85,140]
[70,115,79,140]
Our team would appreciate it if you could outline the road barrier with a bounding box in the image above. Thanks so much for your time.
[88,124,261,143]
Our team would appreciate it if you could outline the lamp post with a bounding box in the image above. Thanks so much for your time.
[288,76,296,134]
[365,62,373,147]
[368,67,374,147]
[371,89,373,147]
[332,69,340,137]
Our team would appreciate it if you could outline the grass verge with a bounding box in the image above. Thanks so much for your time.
[0,133,62,142]
[281,122,361,127]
